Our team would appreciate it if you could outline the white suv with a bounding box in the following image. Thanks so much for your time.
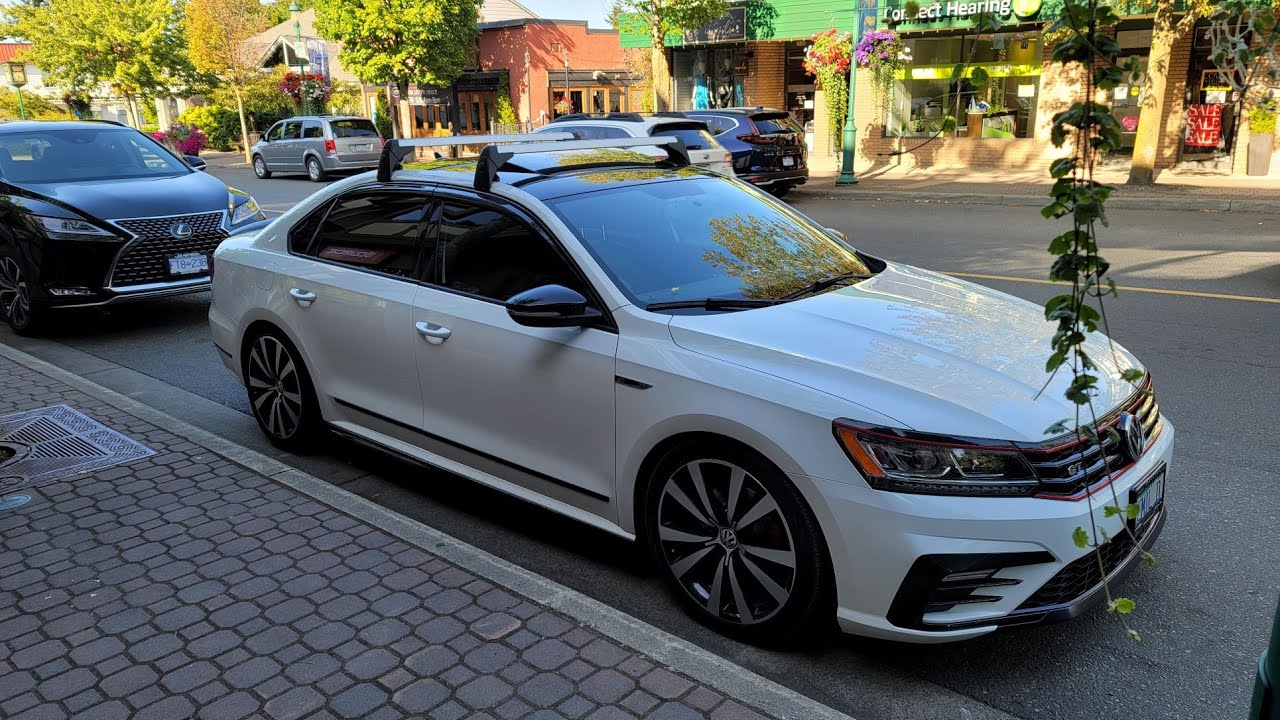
[210,135,1172,644]
[535,113,733,175]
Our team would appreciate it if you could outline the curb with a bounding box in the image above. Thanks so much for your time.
[0,340,861,720]
[790,187,1280,214]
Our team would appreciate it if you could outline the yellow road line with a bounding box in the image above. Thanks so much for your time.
[946,271,1280,305]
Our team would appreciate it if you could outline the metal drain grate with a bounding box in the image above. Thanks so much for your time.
[0,404,155,492]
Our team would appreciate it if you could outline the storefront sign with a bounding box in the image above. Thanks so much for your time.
[682,7,746,45]
[907,62,1041,80]
[409,85,448,106]
[1184,104,1222,147]
[885,0,1042,26]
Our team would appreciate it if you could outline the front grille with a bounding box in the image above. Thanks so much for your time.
[1016,522,1153,610]
[110,212,226,287]
[1023,379,1162,498]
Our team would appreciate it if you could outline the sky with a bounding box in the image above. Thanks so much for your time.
[519,0,611,28]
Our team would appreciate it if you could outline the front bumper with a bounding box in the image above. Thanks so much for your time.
[822,418,1175,643]
[41,277,211,309]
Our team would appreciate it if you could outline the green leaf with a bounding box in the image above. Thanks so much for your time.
[1126,503,1140,520]
[1120,368,1145,383]
[904,0,922,16]
[950,63,966,82]
[1045,419,1071,435]
[971,67,990,88]
[1108,597,1136,614]
[1127,629,1142,643]
[1050,158,1076,179]
[1140,550,1157,567]
[1072,526,1089,549]
[1103,505,1122,517]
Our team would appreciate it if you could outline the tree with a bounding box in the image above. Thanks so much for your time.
[313,0,482,138]
[610,0,729,111]
[3,0,195,129]
[185,0,270,162]
[1126,0,1215,185]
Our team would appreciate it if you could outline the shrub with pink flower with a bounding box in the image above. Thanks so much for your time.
[151,123,207,156]
[855,29,910,107]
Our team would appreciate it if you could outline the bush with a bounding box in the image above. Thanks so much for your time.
[179,105,241,151]
[374,93,393,139]
[0,89,73,120]
[153,123,208,156]
[329,80,363,115]
[1250,104,1278,135]
[208,67,293,131]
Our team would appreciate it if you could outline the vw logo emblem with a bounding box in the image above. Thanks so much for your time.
[717,528,738,551]
[1116,412,1146,463]
[169,223,194,239]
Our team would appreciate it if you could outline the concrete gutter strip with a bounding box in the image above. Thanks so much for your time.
[791,187,1280,214]
[0,340,864,720]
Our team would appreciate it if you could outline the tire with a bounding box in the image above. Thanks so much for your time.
[252,155,272,179]
[644,440,832,644]
[0,255,46,336]
[768,184,791,199]
[243,329,324,451]
[306,156,326,182]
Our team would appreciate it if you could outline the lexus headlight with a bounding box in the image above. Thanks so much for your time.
[834,421,1039,496]
[229,191,265,225]
[33,215,117,241]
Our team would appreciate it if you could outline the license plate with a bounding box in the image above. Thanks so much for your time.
[1129,467,1166,530]
[782,156,795,167]
[168,253,208,276]
[353,144,373,152]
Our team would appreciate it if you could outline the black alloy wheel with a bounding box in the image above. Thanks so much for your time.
[244,331,322,450]
[646,443,831,643]
[0,256,44,336]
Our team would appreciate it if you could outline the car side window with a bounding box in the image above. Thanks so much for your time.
[266,123,283,142]
[430,199,582,302]
[306,192,431,278]
[282,121,302,140]
[598,126,630,139]
[302,121,324,139]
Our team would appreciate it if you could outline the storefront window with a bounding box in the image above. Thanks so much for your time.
[551,86,633,117]
[887,31,1041,139]
[673,48,745,110]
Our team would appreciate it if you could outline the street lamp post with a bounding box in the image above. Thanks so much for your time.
[4,63,28,120]
[289,2,310,115]
[564,49,570,113]
[838,0,879,185]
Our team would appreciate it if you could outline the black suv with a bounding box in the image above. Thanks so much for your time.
[682,108,808,197]
[0,121,269,335]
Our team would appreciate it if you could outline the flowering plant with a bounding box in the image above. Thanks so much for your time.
[151,122,207,155]
[855,29,910,108]
[804,29,853,149]
[280,72,332,108]
[554,95,573,115]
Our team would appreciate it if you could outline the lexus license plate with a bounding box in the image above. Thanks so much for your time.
[1130,467,1165,530]
[353,144,373,152]
[782,156,795,167]
[168,253,209,276]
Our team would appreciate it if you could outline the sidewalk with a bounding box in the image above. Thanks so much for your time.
[0,346,844,720]
[793,166,1280,214]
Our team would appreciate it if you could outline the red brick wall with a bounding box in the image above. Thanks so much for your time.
[744,42,787,109]
[478,22,631,124]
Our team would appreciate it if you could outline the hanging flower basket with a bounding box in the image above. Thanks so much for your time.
[804,29,853,148]
[855,29,911,109]
[554,96,573,115]
[280,72,332,109]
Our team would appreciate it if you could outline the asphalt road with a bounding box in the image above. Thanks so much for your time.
[6,164,1278,720]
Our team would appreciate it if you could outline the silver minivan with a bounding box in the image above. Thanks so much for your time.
[251,115,383,182]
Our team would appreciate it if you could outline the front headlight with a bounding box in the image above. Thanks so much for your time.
[33,215,117,241]
[834,421,1039,496]
[229,192,265,225]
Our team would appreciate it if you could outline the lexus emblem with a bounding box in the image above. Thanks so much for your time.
[169,223,194,239]
[1117,412,1145,462]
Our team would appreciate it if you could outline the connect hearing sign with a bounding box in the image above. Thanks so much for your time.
[885,0,1042,27]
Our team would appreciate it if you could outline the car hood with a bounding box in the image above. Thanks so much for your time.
[22,170,229,221]
[667,262,1143,443]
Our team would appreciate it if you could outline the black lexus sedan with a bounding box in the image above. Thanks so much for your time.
[0,120,269,335]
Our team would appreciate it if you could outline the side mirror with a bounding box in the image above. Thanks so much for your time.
[185,155,207,171]
[827,227,849,243]
[506,284,602,328]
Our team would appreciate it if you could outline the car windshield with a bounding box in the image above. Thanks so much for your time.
[545,175,870,308]
[331,119,379,138]
[0,127,188,184]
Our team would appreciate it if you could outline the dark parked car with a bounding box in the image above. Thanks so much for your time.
[0,120,268,335]
[682,108,808,197]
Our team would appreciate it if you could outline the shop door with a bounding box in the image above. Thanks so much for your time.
[457,91,496,135]
[1181,28,1237,162]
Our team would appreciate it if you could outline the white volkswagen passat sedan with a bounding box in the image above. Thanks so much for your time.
[210,135,1172,644]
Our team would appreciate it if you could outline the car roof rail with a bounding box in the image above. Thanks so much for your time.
[551,112,655,123]
[472,135,690,192]
[377,133,574,181]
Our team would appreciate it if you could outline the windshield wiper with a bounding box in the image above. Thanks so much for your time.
[779,271,873,300]
[644,297,784,312]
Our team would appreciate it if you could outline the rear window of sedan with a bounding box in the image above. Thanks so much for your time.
[330,119,380,138]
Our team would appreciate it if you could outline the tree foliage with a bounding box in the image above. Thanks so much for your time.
[3,0,196,128]
[185,0,269,160]
[610,0,730,110]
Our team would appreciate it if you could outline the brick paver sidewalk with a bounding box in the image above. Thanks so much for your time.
[0,353,780,720]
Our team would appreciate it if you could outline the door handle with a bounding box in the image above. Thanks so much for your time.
[289,288,317,306]
[415,321,452,345]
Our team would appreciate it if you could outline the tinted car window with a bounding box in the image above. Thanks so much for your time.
[432,200,580,302]
[282,121,302,140]
[652,125,717,150]
[751,115,802,135]
[309,193,430,278]
[0,128,187,184]
[266,124,284,142]
[302,121,324,139]
[331,119,379,138]
[697,115,740,136]
[545,176,869,306]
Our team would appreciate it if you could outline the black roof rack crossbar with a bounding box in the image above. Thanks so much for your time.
[376,133,573,181]
[473,135,692,189]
